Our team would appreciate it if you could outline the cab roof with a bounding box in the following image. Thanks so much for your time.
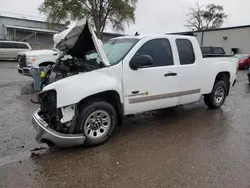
[111,34,195,41]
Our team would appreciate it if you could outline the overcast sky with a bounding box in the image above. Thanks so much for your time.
[1,0,250,34]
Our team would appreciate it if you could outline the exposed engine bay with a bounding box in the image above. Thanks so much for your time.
[38,54,106,134]
[41,53,105,86]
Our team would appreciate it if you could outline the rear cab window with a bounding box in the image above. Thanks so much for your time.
[201,47,213,54]
[176,39,195,65]
[213,47,225,54]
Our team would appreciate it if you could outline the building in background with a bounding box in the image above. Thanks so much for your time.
[169,25,250,55]
[194,25,250,54]
[0,12,66,49]
[0,12,123,49]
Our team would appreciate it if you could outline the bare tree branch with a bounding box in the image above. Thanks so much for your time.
[185,2,227,31]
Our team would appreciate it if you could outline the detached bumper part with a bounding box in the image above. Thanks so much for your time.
[32,109,85,147]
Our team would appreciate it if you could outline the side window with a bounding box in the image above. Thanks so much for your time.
[16,43,29,49]
[176,39,195,65]
[1,43,17,49]
[135,38,174,67]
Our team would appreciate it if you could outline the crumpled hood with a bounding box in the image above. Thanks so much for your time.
[53,18,110,66]
[43,69,120,108]
[18,49,58,57]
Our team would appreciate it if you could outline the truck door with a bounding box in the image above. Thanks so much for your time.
[122,38,180,115]
[175,38,202,105]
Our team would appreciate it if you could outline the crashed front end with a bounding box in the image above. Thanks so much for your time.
[31,17,110,147]
[32,90,85,147]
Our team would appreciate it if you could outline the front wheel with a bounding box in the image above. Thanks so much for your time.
[76,101,117,147]
[204,81,227,109]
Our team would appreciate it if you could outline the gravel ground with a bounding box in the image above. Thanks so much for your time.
[0,61,249,188]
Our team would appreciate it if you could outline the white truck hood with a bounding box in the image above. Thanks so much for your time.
[18,49,58,57]
[43,69,119,108]
[54,18,110,66]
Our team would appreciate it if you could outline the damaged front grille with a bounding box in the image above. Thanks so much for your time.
[38,90,62,123]
[38,90,72,133]
[18,54,26,68]
[38,90,57,114]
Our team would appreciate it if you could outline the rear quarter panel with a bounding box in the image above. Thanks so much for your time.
[201,57,238,94]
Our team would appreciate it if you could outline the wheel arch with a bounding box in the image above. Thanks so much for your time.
[77,90,124,125]
[214,71,230,95]
[39,61,55,67]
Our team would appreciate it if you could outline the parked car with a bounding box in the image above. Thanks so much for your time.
[0,41,31,60]
[234,54,250,69]
[32,19,238,148]
[201,46,226,55]
[17,49,61,76]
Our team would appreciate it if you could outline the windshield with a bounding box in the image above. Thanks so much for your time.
[234,54,249,60]
[86,38,139,65]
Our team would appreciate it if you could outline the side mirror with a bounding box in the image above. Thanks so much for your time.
[129,55,153,70]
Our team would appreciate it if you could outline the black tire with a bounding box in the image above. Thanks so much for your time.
[244,63,249,70]
[204,81,227,109]
[76,101,117,147]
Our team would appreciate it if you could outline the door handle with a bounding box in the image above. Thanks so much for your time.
[164,72,177,77]
[132,91,139,94]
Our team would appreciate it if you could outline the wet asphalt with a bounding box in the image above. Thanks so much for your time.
[0,62,250,188]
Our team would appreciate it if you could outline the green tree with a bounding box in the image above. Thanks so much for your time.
[39,0,138,39]
[202,4,227,29]
[185,2,227,31]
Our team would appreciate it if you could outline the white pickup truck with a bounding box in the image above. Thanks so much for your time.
[32,19,237,148]
[17,49,60,76]
[17,24,74,77]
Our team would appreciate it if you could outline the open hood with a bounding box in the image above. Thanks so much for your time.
[54,19,110,66]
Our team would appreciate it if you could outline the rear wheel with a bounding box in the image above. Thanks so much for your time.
[76,101,117,147]
[204,81,227,109]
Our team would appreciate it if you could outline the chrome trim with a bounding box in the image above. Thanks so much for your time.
[17,65,32,76]
[129,89,201,104]
[32,109,85,147]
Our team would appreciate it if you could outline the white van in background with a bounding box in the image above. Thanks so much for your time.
[0,41,32,60]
